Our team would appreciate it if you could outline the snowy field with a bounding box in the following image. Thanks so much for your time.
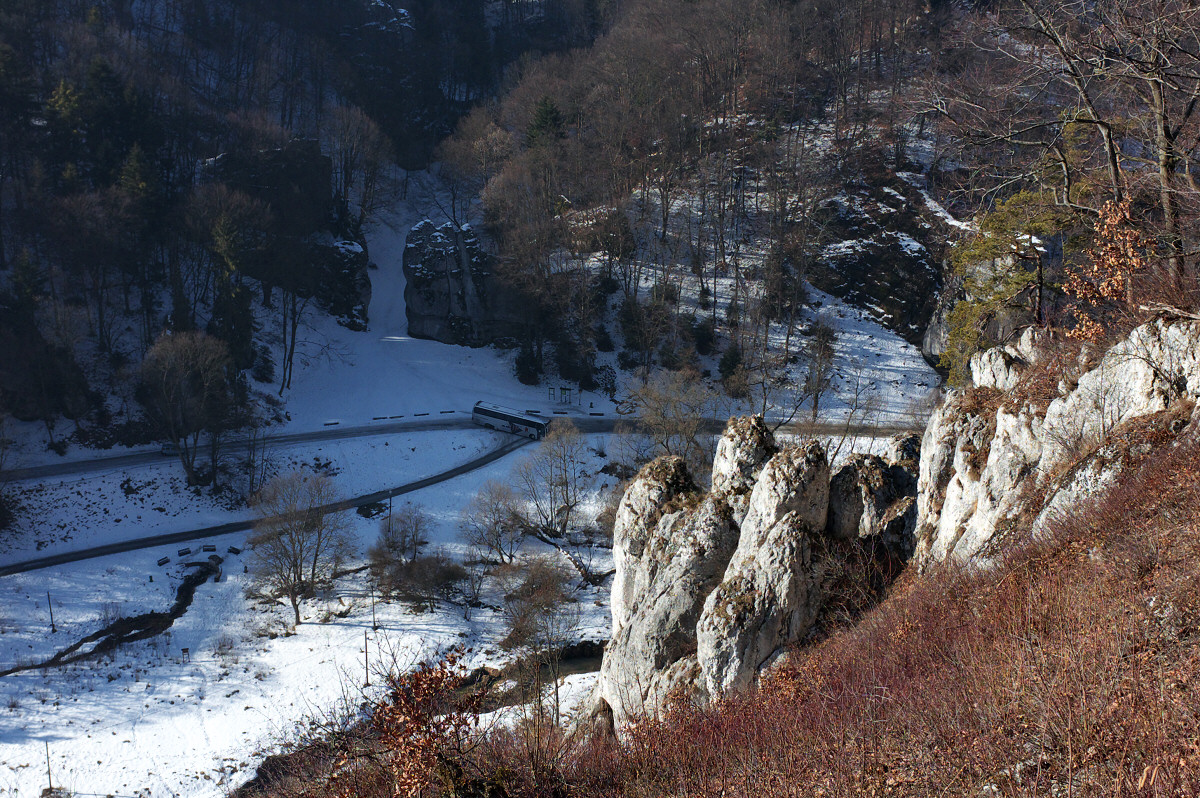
[0,171,620,798]
[0,429,499,561]
[0,164,943,797]
[0,436,615,798]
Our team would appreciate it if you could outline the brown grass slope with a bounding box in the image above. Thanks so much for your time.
[619,432,1200,797]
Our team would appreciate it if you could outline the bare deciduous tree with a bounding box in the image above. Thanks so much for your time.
[391,550,467,612]
[371,503,431,568]
[322,104,394,227]
[623,367,718,477]
[461,481,523,564]
[499,555,581,727]
[514,419,590,539]
[139,331,232,485]
[249,471,353,626]
[803,319,838,421]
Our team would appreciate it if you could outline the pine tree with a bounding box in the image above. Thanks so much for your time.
[941,192,1075,384]
[526,96,565,148]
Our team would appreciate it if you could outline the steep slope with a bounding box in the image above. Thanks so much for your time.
[596,321,1200,796]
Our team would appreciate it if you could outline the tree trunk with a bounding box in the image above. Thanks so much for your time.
[1151,78,1184,291]
[208,431,222,490]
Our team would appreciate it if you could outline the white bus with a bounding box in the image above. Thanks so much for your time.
[471,401,549,440]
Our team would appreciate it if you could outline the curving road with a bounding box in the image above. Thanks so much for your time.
[2,412,915,483]
[3,414,479,483]
[0,436,532,577]
[0,414,918,577]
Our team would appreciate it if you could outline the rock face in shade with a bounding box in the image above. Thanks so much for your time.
[402,220,525,345]
[208,140,372,330]
[827,437,921,558]
[592,418,922,736]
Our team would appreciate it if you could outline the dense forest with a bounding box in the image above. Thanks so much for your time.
[0,0,612,478]
[432,0,1200,389]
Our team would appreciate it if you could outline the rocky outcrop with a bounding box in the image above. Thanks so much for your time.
[809,177,949,345]
[916,397,1042,567]
[402,220,525,345]
[708,415,778,530]
[696,441,828,696]
[922,270,958,365]
[915,319,1200,571]
[923,238,1063,366]
[312,236,371,331]
[711,416,777,497]
[208,140,371,329]
[827,436,921,557]
[609,456,699,635]
[594,418,920,733]
[598,494,739,722]
[968,327,1048,392]
[599,456,737,728]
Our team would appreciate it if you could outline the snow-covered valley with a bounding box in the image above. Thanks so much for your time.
[0,168,940,797]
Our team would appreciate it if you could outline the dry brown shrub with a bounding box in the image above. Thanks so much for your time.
[1004,334,1084,412]
[320,649,489,798]
[955,386,1003,416]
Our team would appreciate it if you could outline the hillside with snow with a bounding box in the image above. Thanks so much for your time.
[0,162,941,796]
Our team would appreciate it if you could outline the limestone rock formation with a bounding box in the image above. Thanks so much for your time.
[922,270,958,365]
[696,441,828,696]
[312,236,371,330]
[594,417,922,733]
[609,456,698,634]
[807,177,948,345]
[827,437,921,557]
[915,319,1200,571]
[598,494,739,722]
[600,456,736,728]
[402,220,524,345]
[711,416,776,501]
[968,327,1049,392]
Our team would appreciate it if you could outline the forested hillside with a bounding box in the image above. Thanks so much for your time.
[0,0,610,480]
[8,0,1199,474]
[432,0,1200,391]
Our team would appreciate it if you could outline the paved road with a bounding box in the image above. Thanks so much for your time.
[0,437,532,577]
[2,412,916,483]
[3,414,478,483]
[0,415,919,577]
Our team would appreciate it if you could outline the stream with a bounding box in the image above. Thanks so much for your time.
[0,558,221,677]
